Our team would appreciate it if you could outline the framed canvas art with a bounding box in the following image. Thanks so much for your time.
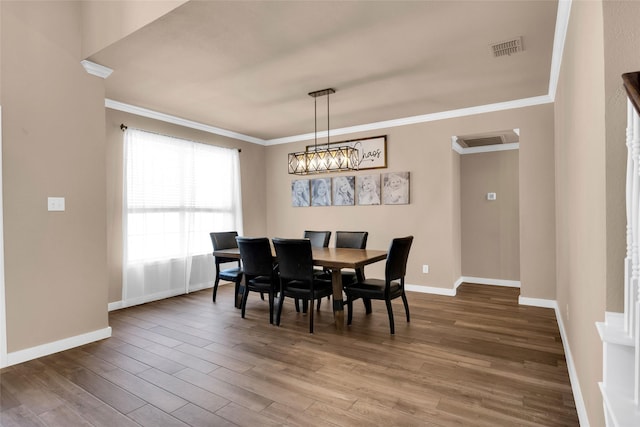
[382,172,410,205]
[356,174,381,205]
[311,178,332,206]
[291,179,310,207]
[332,176,355,206]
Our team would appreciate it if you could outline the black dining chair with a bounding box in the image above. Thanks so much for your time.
[210,231,243,307]
[344,236,414,334]
[335,231,369,284]
[296,230,331,313]
[303,230,331,248]
[236,237,279,324]
[272,238,333,333]
[317,231,369,311]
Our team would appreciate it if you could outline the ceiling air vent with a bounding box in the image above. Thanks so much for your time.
[490,37,523,57]
[458,136,505,148]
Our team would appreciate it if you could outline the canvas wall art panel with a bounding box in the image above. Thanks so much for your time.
[291,179,310,207]
[382,172,410,205]
[356,174,381,205]
[311,178,332,206]
[332,176,355,206]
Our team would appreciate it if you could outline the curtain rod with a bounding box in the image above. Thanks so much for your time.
[120,123,241,153]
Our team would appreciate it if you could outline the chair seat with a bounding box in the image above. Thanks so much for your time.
[247,275,275,291]
[283,279,332,299]
[219,267,242,281]
[344,278,402,299]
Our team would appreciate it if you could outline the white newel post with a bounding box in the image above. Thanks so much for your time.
[626,100,634,337]
[629,98,640,343]
[632,99,640,405]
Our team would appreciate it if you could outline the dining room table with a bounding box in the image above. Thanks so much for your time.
[212,245,388,330]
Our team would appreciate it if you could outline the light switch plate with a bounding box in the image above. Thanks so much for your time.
[48,197,65,211]
[487,192,497,201]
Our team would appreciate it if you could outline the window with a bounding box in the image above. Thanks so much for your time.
[122,128,242,306]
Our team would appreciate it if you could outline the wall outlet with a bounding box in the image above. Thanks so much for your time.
[47,197,65,212]
[487,192,497,201]
[422,264,429,274]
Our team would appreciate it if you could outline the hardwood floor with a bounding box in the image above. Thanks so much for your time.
[0,283,579,426]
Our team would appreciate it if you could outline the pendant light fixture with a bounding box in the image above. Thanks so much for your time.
[288,88,358,174]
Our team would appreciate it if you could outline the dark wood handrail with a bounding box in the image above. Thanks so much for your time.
[623,72,640,115]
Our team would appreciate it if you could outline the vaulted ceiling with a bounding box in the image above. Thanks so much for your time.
[91,1,559,143]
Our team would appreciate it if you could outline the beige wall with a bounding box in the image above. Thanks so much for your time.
[80,0,187,58]
[461,150,520,280]
[105,109,268,303]
[554,1,607,425]
[1,1,109,352]
[518,106,557,300]
[265,103,555,296]
[2,8,615,426]
[603,0,640,312]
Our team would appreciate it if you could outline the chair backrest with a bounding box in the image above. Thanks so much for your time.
[303,230,331,248]
[272,238,315,283]
[210,231,239,251]
[335,231,368,249]
[385,236,414,282]
[210,231,239,264]
[236,237,273,278]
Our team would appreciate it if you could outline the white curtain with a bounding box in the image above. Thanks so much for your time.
[123,129,243,307]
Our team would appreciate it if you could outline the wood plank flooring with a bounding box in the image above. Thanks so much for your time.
[0,283,579,426]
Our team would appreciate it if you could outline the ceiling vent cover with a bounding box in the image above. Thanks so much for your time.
[490,37,523,57]
[458,136,505,148]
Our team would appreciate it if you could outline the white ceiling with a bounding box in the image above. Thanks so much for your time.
[91,1,560,143]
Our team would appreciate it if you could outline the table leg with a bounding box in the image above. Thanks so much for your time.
[331,269,344,330]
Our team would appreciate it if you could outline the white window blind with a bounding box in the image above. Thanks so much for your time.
[122,128,243,306]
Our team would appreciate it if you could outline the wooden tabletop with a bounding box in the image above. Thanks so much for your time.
[310,247,387,269]
[212,247,387,269]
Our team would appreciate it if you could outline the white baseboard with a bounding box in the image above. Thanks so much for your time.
[109,283,216,312]
[405,277,518,297]
[454,276,464,290]
[553,302,590,427]
[5,326,112,368]
[461,276,521,288]
[405,284,457,296]
[518,295,557,308]
[108,300,125,311]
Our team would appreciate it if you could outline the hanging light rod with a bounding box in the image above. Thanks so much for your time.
[308,88,335,98]
[288,88,358,175]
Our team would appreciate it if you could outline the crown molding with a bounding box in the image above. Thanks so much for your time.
[266,95,552,146]
[106,95,550,148]
[105,99,266,145]
[81,60,113,79]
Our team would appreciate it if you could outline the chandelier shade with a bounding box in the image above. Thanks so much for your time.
[288,145,358,174]
[287,88,358,175]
